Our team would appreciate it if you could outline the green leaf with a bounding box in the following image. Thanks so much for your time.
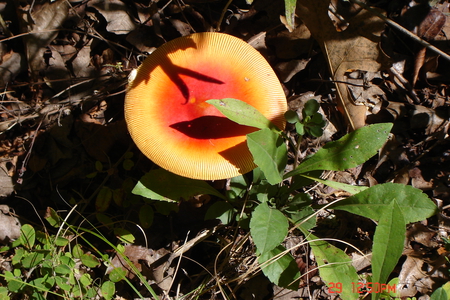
[258,245,300,289]
[329,183,438,223]
[250,202,289,254]
[289,206,316,230]
[55,264,72,275]
[431,282,450,300]
[54,236,69,247]
[79,273,92,287]
[96,186,113,212]
[12,248,24,265]
[371,200,405,300]
[72,244,84,259]
[139,204,154,229]
[20,224,36,249]
[295,122,305,135]
[96,213,114,229]
[95,160,103,172]
[300,230,359,300]
[45,207,62,227]
[0,286,10,300]
[55,276,71,291]
[301,174,368,194]
[5,271,25,292]
[30,274,55,292]
[133,168,226,201]
[123,158,134,170]
[22,251,44,268]
[284,0,296,31]
[114,228,135,244]
[206,98,278,131]
[227,175,248,200]
[109,267,126,282]
[303,99,320,117]
[81,253,100,268]
[284,110,300,124]
[101,281,115,300]
[247,128,287,185]
[307,125,324,137]
[285,123,393,177]
[205,201,235,224]
[60,253,75,268]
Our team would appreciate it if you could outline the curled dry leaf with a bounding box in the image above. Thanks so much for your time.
[107,245,170,280]
[296,0,391,130]
[88,0,136,35]
[0,205,21,243]
[20,0,70,82]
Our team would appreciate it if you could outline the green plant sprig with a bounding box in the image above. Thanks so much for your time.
[131,98,438,299]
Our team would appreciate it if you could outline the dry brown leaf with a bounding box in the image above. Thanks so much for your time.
[397,255,425,297]
[19,0,70,82]
[0,205,21,243]
[0,51,26,88]
[88,0,136,35]
[296,0,390,130]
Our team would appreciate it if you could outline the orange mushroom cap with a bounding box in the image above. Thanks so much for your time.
[125,32,287,180]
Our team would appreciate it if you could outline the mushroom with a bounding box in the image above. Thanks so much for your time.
[125,32,287,180]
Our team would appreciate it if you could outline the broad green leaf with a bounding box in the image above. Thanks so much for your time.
[55,276,71,291]
[22,251,44,268]
[133,168,226,201]
[205,201,235,224]
[250,202,288,254]
[258,245,300,290]
[81,253,100,268]
[206,98,279,131]
[300,230,359,300]
[289,206,316,230]
[12,248,25,265]
[284,0,296,31]
[5,271,25,292]
[430,282,450,300]
[54,236,69,246]
[30,274,55,292]
[227,175,248,200]
[303,99,320,117]
[55,264,71,275]
[329,183,438,223]
[247,128,287,185]
[284,110,300,123]
[101,281,116,300]
[371,200,404,300]
[108,267,126,282]
[20,224,36,249]
[301,175,368,194]
[72,244,84,259]
[285,123,393,178]
[60,253,75,268]
[79,273,93,287]
[0,286,10,300]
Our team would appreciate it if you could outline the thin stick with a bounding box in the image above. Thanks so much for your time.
[349,0,450,62]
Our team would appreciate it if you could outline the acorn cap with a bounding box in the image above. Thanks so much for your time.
[125,32,287,180]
